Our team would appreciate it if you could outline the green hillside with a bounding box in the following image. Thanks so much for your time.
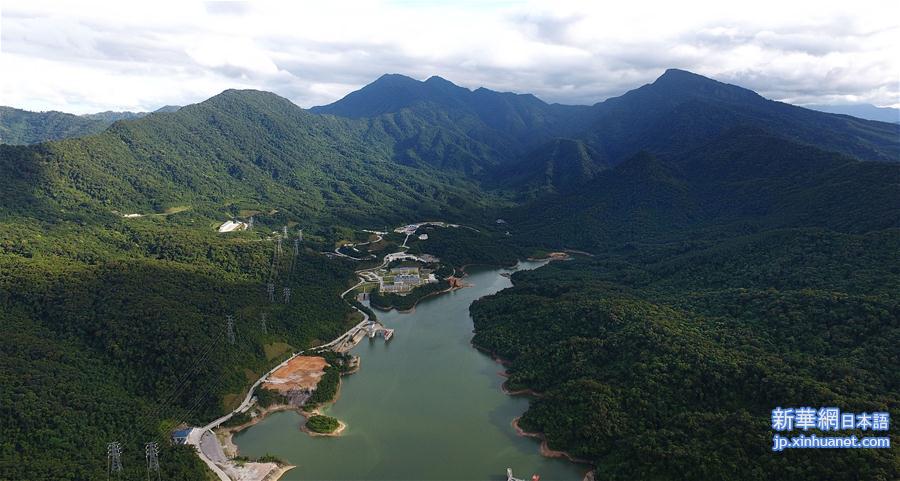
[469,129,900,480]
[508,129,900,251]
[495,137,609,195]
[471,229,899,480]
[0,106,144,145]
[0,89,498,227]
[1,68,898,480]
[0,211,361,479]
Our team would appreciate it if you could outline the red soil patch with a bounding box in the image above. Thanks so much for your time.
[263,356,328,393]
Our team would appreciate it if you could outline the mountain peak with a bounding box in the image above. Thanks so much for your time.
[653,68,731,89]
[425,75,452,84]
[424,75,469,94]
[311,73,535,119]
[640,68,764,105]
[373,73,419,85]
[172,88,305,120]
[206,88,291,106]
[658,68,702,80]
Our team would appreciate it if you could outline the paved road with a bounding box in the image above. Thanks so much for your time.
[333,233,383,260]
[201,429,227,464]
[186,227,422,480]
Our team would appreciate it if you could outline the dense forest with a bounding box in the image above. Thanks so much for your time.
[2,68,899,480]
[471,230,900,479]
[464,118,900,480]
[0,210,361,480]
[472,228,899,480]
[0,106,145,145]
[0,89,500,229]
[404,224,528,269]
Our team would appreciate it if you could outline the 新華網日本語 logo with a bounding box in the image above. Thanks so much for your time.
[771,407,889,432]
[770,407,891,452]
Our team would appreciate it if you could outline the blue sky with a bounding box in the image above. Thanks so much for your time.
[1,0,897,113]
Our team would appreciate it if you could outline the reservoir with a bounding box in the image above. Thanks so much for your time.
[233,261,586,480]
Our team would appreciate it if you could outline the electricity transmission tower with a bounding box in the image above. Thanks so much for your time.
[283,225,288,237]
[283,287,291,303]
[260,313,268,335]
[297,228,303,242]
[107,441,123,480]
[226,315,235,344]
[247,216,254,229]
[267,282,275,302]
[145,442,160,481]
[276,236,283,257]
[291,238,300,273]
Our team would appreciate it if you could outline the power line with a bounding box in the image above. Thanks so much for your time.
[172,367,229,428]
[114,331,225,453]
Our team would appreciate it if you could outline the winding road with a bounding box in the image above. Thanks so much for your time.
[188,236,392,480]
[188,222,454,480]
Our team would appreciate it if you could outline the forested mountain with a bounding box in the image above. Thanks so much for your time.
[2,69,899,480]
[0,89,495,227]
[0,106,146,145]
[471,228,900,480]
[571,69,900,164]
[509,128,900,250]
[311,73,585,143]
[497,137,609,194]
[1,212,365,479]
[467,106,900,480]
[310,70,899,192]
[312,74,591,174]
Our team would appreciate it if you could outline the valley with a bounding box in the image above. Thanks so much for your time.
[232,260,587,481]
[1,67,897,481]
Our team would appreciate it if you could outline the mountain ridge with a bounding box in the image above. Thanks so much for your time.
[3,69,900,481]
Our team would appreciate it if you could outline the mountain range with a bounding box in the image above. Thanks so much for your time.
[0,105,181,145]
[313,69,899,192]
[1,69,898,480]
[3,69,898,215]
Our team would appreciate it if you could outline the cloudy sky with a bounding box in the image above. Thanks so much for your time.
[1,0,898,114]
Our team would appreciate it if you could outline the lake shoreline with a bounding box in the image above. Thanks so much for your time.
[469,255,595,479]
[370,282,466,313]
[218,370,349,481]
[215,404,298,481]
[511,417,596,477]
[233,258,586,480]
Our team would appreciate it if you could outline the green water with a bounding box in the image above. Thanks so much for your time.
[234,262,586,480]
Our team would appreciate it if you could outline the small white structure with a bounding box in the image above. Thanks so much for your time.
[218,220,247,233]
[418,234,429,240]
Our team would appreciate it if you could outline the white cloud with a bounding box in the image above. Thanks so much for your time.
[1,0,897,113]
